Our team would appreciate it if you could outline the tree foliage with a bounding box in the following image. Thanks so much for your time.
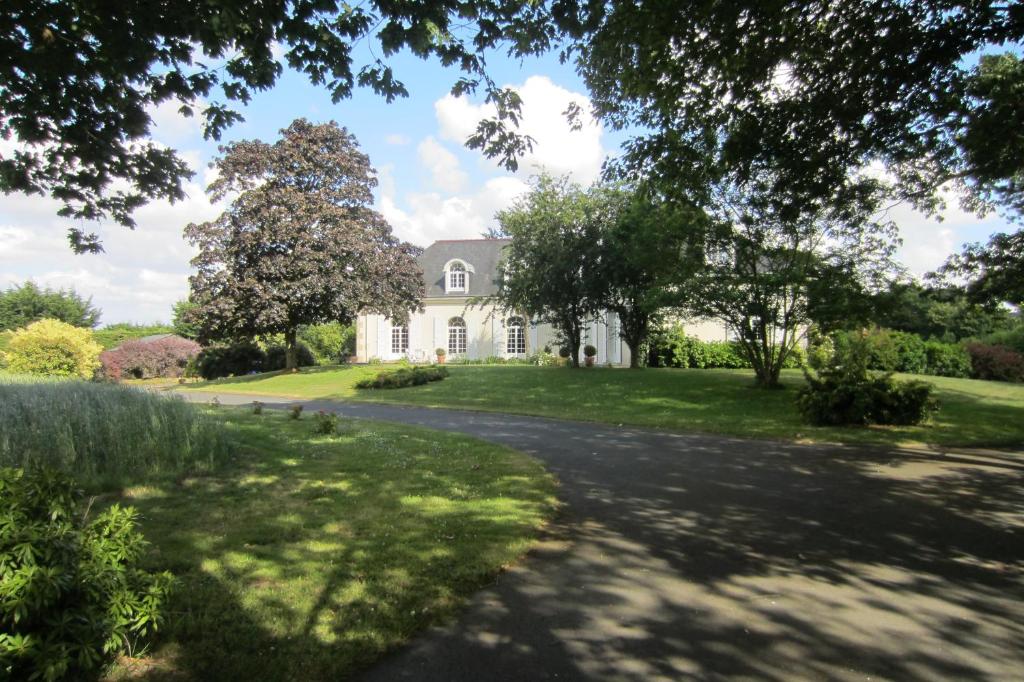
[567,2,1023,214]
[689,172,897,388]
[1,0,556,251]
[936,230,1024,308]
[171,298,200,339]
[594,188,707,367]
[494,175,603,368]
[186,119,422,370]
[0,281,101,331]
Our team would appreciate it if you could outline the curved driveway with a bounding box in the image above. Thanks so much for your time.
[181,392,1024,681]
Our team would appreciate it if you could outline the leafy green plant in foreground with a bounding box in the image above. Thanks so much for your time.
[0,467,172,681]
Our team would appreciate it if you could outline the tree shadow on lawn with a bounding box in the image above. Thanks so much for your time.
[362,421,1024,681]
[111,421,555,681]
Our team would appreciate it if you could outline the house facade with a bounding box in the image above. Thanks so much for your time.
[355,239,635,366]
[355,238,735,365]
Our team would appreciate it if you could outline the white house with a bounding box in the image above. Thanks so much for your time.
[355,238,733,365]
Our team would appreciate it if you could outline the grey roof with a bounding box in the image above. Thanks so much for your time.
[418,239,510,298]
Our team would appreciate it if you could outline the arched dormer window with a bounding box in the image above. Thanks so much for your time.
[506,316,526,355]
[448,316,467,355]
[443,259,474,293]
[448,262,466,291]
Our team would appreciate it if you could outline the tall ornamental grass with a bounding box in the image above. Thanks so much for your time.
[0,377,228,486]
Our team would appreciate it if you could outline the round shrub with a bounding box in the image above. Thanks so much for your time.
[99,335,201,380]
[558,346,571,359]
[583,344,597,358]
[0,467,173,681]
[264,342,316,371]
[965,342,1024,382]
[4,318,101,378]
[923,341,972,378]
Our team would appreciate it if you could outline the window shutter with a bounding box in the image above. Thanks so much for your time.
[376,316,387,359]
[434,317,444,352]
[529,321,539,353]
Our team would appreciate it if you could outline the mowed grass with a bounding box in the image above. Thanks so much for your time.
[108,408,557,681]
[183,365,1024,449]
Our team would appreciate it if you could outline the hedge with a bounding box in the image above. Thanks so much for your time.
[355,366,449,389]
[3,318,102,378]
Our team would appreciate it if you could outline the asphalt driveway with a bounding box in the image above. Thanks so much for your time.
[180,392,1024,681]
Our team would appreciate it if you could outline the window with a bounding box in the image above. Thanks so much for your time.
[506,316,526,354]
[448,316,467,355]
[391,325,408,354]
[448,262,466,291]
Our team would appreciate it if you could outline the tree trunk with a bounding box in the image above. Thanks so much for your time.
[285,327,298,372]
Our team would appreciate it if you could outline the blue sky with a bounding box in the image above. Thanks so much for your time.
[0,48,1008,324]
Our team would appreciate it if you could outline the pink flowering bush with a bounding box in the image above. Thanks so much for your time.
[100,335,201,380]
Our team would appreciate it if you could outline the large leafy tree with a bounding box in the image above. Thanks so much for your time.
[494,174,604,368]
[936,230,1024,308]
[0,281,101,330]
[562,2,1023,214]
[690,172,898,388]
[2,0,554,251]
[594,188,707,368]
[186,119,422,370]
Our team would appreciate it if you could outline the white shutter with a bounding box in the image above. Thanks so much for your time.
[597,313,607,364]
[529,321,539,353]
[434,316,445,354]
[610,314,621,365]
[407,314,418,360]
[376,316,388,359]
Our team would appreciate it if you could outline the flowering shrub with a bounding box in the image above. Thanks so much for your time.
[4,319,102,378]
[99,335,201,380]
[965,342,1024,382]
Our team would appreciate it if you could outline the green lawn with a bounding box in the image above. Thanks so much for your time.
[182,365,1024,449]
[108,407,557,680]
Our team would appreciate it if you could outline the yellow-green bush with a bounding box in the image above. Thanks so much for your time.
[4,318,102,378]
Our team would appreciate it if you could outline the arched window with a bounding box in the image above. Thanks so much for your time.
[448,262,466,291]
[391,324,408,354]
[506,316,526,355]
[448,316,467,355]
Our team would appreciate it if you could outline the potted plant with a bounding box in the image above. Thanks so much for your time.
[557,346,571,366]
[435,347,447,364]
[584,344,597,367]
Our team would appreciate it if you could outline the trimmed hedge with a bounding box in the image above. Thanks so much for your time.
[650,329,806,370]
[355,366,449,389]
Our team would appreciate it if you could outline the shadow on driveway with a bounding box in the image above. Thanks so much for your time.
[181,393,1024,681]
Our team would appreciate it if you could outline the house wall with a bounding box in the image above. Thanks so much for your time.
[356,300,632,366]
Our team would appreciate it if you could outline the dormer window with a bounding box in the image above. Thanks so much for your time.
[447,262,466,292]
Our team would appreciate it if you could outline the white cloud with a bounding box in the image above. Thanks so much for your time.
[886,187,1006,278]
[0,170,222,324]
[435,75,607,183]
[147,99,205,146]
[417,136,469,193]
[379,172,528,247]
